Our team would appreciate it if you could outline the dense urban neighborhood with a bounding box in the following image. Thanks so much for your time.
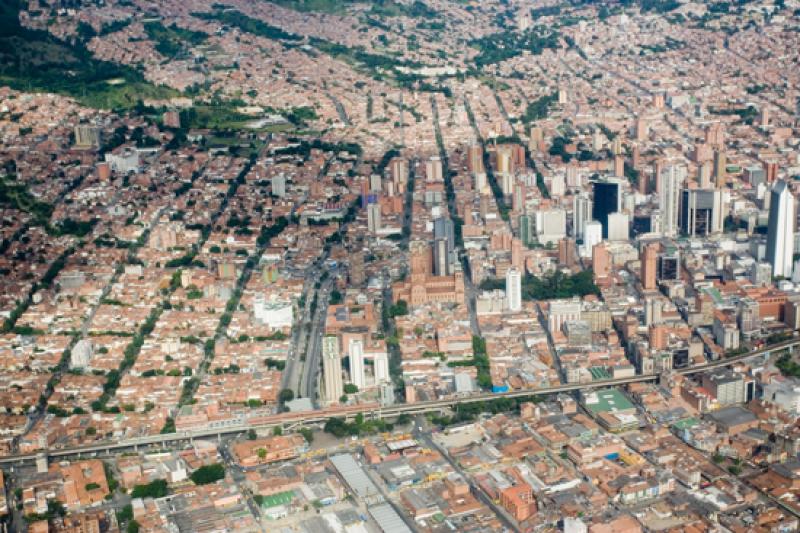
[2,0,800,531]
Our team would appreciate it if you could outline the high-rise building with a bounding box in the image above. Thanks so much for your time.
[766,180,796,278]
[680,189,724,237]
[644,298,663,326]
[607,212,629,241]
[322,336,343,403]
[592,242,610,279]
[536,208,567,245]
[574,193,593,239]
[714,150,727,189]
[426,157,443,181]
[373,351,390,384]
[548,298,582,333]
[641,243,658,291]
[367,202,381,234]
[272,174,286,198]
[519,214,535,246]
[74,124,101,149]
[614,154,625,178]
[467,143,484,174]
[390,158,408,187]
[657,250,680,282]
[511,237,523,270]
[582,220,602,258]
[349,338,366,390]
[506,267,522,312]
[558,238,574,266]
[659,165,684,236]
[474,171,487,193]
[592,179,622,239]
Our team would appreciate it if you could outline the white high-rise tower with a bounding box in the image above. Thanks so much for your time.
[766,180,795,278]
[349,338,366,390]
[322,335,343,403]
[506,267,522,312]
[659,165,684,236]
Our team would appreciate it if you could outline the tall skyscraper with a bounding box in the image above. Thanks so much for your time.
[574,193,593,239]
[367,202,381,234]
[607,212,629,241]
[322,335,343,403]
[519,214,535,246]
[592,179,622,239]
[766,180,796,278]
[680,189,724,237]
[659,165,684,236]
[641,243,658,291]
[467,143,484,174]
[592,242,610,279]
[506,267,522,312]
[349,338,366,390]
[714,150,727,188]
[582,220,603,258]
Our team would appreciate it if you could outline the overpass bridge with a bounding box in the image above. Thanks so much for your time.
[0,337,795,466]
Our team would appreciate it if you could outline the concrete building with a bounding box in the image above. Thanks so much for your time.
[322,335,343,404]
[253,295,293,330]
[581,220,602,258]
[506,267,522,312]
[641,243,658,291]
[548,298,582,334]
[659,165,684,236]
[680,189,724,237]
[574,193,592,239]
[592,179,622,239]
[349,339,366,390]
[607,212,629,241]
[766,180,795,278]
[702,369,748,406]
[74,124,101,149]
[536,208,567,245]
[367,202,382,234]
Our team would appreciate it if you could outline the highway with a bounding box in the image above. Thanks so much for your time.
[299,274,334,401]
[0,336,794,465]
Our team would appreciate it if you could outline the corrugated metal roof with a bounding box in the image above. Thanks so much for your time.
[329,454,379,499]
[369,503,413,533]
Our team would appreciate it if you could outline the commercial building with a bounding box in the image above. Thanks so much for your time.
[766,180,795,278]
[322,335,343,404]
[592,179,622,239]
[506,267,522,312]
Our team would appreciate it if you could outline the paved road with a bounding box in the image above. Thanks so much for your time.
[299,275,334,402]
[0,339,793,465]
[413,415,520,533]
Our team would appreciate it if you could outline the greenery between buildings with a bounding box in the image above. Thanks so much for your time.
[190,463,225,485]
[131,479,168,499]
[478,270,600,300]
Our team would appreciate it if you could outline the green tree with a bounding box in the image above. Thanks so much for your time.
[190,463,225,485]
[278,388,295,403]
[131,479,168,499]
[299,428,314,443]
